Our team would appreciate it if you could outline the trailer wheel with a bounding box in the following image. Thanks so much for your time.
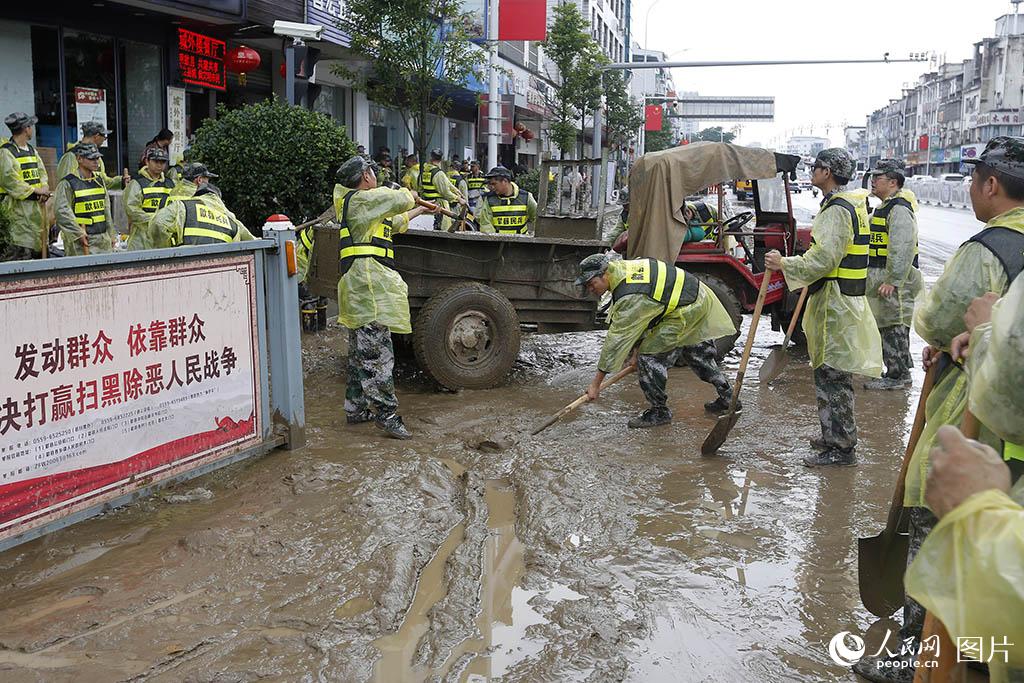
[412,282,521,390]
[699,275,743,361]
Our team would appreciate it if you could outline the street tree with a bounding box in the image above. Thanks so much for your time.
[643,115,676,153]
[543,2,606,156]
[688,127,736,143]
[336,0,483,174]
[602,69,643,151]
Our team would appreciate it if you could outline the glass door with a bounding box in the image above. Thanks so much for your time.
[120,40,163,171]
[63,29,118,173]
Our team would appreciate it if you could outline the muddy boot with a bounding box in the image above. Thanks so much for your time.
[802,447,857,467]
[627,407,672,428]
[808,436,827,450]
[704,397,740,415]
[863,377,911,390]
[852,650,916,683]
[375,413,412,440]
[346,409,374,425]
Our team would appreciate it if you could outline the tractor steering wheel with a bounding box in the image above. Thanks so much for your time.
[721,211,754,232]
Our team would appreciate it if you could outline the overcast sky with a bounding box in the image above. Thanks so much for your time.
[631,0,1021,147]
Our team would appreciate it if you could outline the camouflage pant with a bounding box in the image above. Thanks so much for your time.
[900,507,938,644]
[814,364,857,450]
[880,325,912,380]
[344,322,398,417]
[638,340,732,408]
[0,244,40,262]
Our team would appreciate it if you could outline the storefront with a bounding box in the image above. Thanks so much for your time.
[0,1,277,182]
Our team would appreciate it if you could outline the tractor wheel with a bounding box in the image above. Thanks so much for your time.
[699,275,743,360]
[412,282,521,390]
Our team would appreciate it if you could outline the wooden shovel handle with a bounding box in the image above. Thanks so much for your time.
[727,271,773,411]
[781,287,808,346]
[882,362,939,536]
[416,198,461,220]
[530,364,637,436]
[293,206,335,230]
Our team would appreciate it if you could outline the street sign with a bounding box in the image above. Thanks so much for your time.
[664,96,775,121]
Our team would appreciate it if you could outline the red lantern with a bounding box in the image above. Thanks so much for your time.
[279,63,286,78]
[226,45,261,86]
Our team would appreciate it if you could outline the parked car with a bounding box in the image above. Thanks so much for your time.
[940,173,965,183]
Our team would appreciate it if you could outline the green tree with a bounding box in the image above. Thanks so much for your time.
[644,115,676,153]
[543,3,606,156]
[189,99,356,228]
[603,70,643,151]
[337,0,483,172]
[689,126,736,143]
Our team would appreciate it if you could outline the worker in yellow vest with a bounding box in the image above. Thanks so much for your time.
[151,181,254,247]
[576,254,737,428]
[477,166,537,235]
[0,112,50,260]
[55,120,129,190]
[124,146,174,249]
[53,143,116,256]
[419,149,464,230]
[130,162,224,249]
[765,147,882,467]
[464,160,487,212]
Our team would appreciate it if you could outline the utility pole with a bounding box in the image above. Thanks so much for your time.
[487,0,500,170]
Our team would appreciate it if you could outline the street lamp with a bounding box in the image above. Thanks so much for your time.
[643,0,667,50]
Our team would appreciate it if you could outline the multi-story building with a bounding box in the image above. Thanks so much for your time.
[785,136,829,158]
[844,126,867,169]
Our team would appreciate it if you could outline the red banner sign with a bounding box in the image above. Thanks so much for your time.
[499,0,547,40]
[645,104,663,132]
[178,28,226,91]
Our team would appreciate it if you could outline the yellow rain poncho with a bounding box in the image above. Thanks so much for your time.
[56,145,124,191]
[904,484,1024,682]
[969,270,1024,453]
[401,163,419,191]
[417,163,461,231]
[123,168,173,249]
[0,141,49,252]
[53,170,116,256]
[904,207,1024,508]
[296,227,314,284]
[149,191,254,247]
[778,189,883,376]
[598,259,736,373]
[335,184,416,334]
[866,189,925,328]
[476,183,538,235]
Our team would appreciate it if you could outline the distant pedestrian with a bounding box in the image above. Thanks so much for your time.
[140,128,174,168]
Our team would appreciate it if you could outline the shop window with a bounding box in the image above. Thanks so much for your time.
[63,30,119,173]
[313,86,348,127]
[120,40,163,170]
[30,27,61,155]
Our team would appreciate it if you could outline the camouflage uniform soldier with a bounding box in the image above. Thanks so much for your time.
[335,156,435,438]
[765,148,883,467]
[864,159,924,390]
[577,254,737,427]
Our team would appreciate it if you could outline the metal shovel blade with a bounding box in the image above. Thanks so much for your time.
[857,530,909,618]
[758,346,788,384]
[701,409,742,456]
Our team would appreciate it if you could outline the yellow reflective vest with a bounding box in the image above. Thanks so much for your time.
[483,187,532,234]
[336,188,396,274]
[63,173,110,236]
[869,191,919,269]
[178,197,244,245]
[0,141,43,200]
[610,258,700,324]
[810,191,870,296]
[418,164,442,201]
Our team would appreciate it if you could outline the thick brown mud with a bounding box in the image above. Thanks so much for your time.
[0,231,950,681]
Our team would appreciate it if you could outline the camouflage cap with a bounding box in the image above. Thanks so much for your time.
[336,155,377,187]
[869,158,907,177]
[814,148,855,180]
[72,142,103,160]
[963,136,1024,180]
[182,162,218,180]
[4,112,37,133]
[145,146,169,162]
[483,165,513,180]
[194,182,221,198]
[574,253,610,286]
[81,120,112,137]
[619,187,629,205]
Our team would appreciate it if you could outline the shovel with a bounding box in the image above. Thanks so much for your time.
[758,287,808,383]
[701,271,772,456]
[911,410,978,683]
[857,362,938,618]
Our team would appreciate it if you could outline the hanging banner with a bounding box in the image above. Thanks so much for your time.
[0,256,262,543]
[73,88,108,145]
[645,104,664,132]
[166,86,187,166]
[499,0,547,40]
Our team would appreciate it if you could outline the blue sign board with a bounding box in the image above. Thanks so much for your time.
[307,0,351,47]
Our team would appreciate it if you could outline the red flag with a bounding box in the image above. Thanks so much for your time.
[498,0,547,40]
[645,104,663,132]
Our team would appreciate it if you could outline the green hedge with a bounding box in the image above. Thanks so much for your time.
[189,99,357,230]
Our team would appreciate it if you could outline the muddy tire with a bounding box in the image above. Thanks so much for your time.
[412,282,521,390]
[698,275,743,360]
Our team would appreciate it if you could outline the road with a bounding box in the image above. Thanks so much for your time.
[0,201,984,682]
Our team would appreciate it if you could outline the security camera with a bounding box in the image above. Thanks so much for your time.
[273,21,323,42]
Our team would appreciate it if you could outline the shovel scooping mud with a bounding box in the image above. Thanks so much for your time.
[473,365,637,452]
[758,287,808,384]
[701,271,772,456]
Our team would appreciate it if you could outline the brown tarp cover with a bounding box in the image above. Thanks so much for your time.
[626,142,781,263]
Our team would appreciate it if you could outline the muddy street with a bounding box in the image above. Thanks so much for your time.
[0,200,970,682]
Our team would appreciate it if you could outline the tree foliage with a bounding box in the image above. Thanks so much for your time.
[337,0,484,169]
[644,114,676,153]
[603,70,643,150]
[689,127,736,143]
[189,99,356,227]
[543,3,606,156]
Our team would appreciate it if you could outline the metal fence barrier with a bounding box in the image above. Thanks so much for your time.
[905,179,972,210]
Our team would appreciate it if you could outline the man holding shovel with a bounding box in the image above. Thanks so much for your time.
[577,254,736,428]
[765,148,882,467]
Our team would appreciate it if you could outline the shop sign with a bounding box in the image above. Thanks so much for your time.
[73,88,107,145]
[0,256,261,544]
[961,143,985,161]
[178,28,226,91]
[945,147,961,163]
[166,87,186,165]
[307,0,352,47]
